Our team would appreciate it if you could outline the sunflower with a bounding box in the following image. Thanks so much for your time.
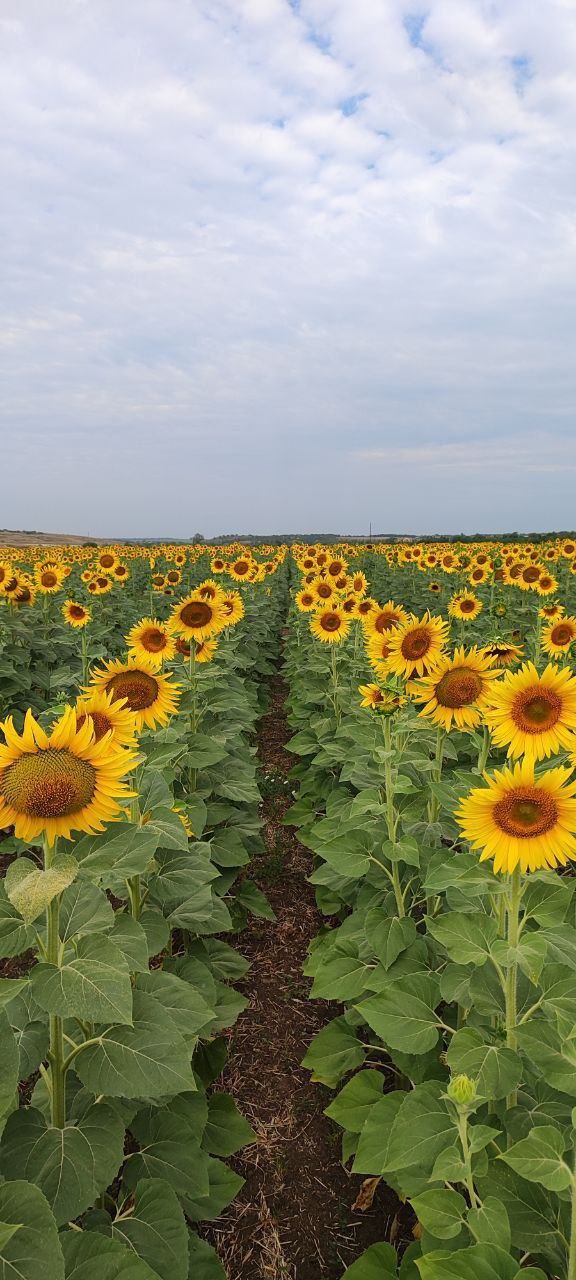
[0,561,12,594]
[412,646,502,731]
[468,566,490,586]
[355,597,378,619]
[312,578,337,605]
[449,594,483,622]
[0,706,137,845]
[165,569,182,586]
[62,600,91,629]
[385,613,449,680]
[542,616,576,659]
[12,584,36,608]
[327,558,348,579]
[229,557,253,582]
[296,588,317,612]
[89,657,180,730]
[517,564,542,591]
[126,618,176,668]
[210,557,226,574]
[364,600,408,638]
[35,566,64,593]
[539,603,564,620]
[96,550,118,573]
[169,593,226,641]
[481,641,523,669]
[151,574,167,591]
[429,582,441,594]
[220,590,245,626]
[484,661,576,761]
[310,606,350,644]
[192,639,218,663]
[113,563,129,583]
[456,757,576,874]
[351,572,368,596]
[359,684,406,713]
[196,579,223,602]
[533,573,557,597]
[75,688,139,748]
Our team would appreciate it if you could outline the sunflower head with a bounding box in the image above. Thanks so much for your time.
[0,706,137,844]
[449,593,483,622]
[310,606,350,644]
[169,593,226,641]
[542,617,576,658]
[456,757,576,874]
[75,688,139,748]
[413,645,502,731]
[62,600,91,629]
[88,657,181,730]
[126,618,176,669]
[484,660,576,761]
[386,612,449,679]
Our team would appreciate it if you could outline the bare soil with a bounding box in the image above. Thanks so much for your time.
[206,669,407,1279]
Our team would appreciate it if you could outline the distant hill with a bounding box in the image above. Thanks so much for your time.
[0,530,115,547]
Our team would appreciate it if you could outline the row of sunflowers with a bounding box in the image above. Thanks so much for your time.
[285,538,576,1280]
[0,543,285,1280]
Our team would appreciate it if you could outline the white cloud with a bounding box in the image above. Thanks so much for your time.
[0,0,575,534]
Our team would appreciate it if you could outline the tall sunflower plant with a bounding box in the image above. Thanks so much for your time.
[287,548,576,1279]
[0,543,286,1280]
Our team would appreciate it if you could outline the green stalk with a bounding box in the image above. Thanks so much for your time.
[456,1111,479,1209]
[532,611,543,668]
[45,839,65,1128]
[81,626,89,685]
[427,726,445,825]
[189,640,198,791]
[383,715,404,917]
[505,865,522,1109]
[330,644,341,728]
[477,724,491,774]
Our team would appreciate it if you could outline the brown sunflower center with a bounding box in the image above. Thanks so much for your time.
[317,583,332,598]
[374,611,398,634]
[234,561,249,575]
[320,612,342,632]
[401,627,431,660]
[435,667,483,708]
[100,554,115,567]
[512,687,561,733]
[69,605,85,619]
[551,624,574,646]
[179,600,213,628]
[459,600,476,614]
[141,627,168,653]
[106,669,159,711]
[522,566,540,583]
[77,711,112,742]
[1,749,96,818]
[41,572,58,587]
[493,787,558,838]
[166,571,180,584]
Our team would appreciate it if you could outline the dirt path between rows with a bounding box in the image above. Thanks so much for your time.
[206,666,401,1279]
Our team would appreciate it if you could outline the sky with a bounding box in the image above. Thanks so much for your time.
[1,0,575,538]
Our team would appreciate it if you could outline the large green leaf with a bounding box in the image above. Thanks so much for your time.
[62,1232,159,1279]
[325,1070,385,1133]
[0,1010,19,1126]
[499,1126,572,1192]
[124,1103,210,1200]
[74,990,196,1099]
[410,1189,466,1241]
[5,855,77,924]
[356,974,440,1054]
[356,1083,455,1178]
[417,1244,546,1279]
[59,879,115,942]
[31,936,133,1025]
[0,1180,64,1280]
[186,1233,226,1279]
[447,1029,522,1102]
[72,823,160,878]
[112,1179,189,1280]
[0,885,34,957]
[467,1198,511,1251]
[0,1103,125,1225]
[301,1016,365,1086]
[427,912,497,966]
[202,1094,256,1156]
[340,1242,398,1278]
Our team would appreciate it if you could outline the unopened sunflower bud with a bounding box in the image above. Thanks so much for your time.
[447,1074,477,1108]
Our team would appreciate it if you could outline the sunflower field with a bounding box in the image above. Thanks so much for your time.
[2,537,576,1278]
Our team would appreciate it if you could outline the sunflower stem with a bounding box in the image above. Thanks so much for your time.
[477,724,491,774]
[189,640,198,790]
[532,611,543,668]
[81,626,89,685]
[427,726,445,826]
[505,865,523,1112]
[382,716,404,917]
[45,838,66,1128]
[330,645,341,729]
